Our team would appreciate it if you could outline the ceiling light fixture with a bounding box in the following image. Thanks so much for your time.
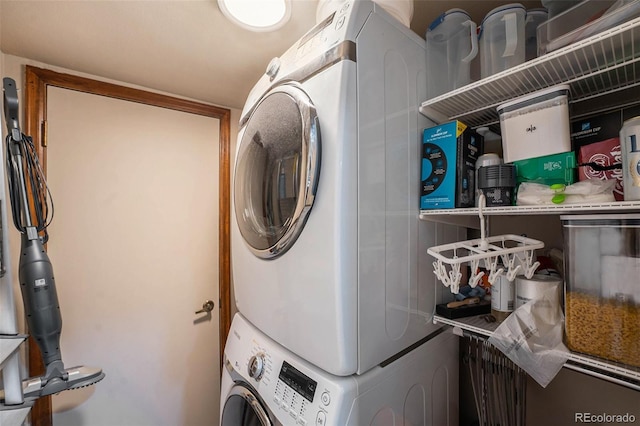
[218,0,291,32]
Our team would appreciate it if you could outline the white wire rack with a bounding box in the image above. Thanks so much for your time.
[420,16,640,128]
[420,200,640,220]
[433,314,640,391]
[420,11,640,394]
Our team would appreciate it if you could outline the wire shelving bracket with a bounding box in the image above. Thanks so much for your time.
[427,194,545,293]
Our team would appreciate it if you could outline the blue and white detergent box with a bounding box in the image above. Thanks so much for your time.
[420,121,482,209]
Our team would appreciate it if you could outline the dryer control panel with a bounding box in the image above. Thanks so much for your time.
[294,9,339,62]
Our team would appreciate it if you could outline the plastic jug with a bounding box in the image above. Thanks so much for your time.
[479,3,526,79]
[426,9,478,99]
[541,0,580,19]
[525,8,548,61]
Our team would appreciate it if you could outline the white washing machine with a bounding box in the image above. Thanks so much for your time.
[220,313,459,426]
[232,0,464,376]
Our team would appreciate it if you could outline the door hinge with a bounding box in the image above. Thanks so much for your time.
[41,120,47,147]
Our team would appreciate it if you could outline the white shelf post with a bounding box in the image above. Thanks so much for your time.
[0,113,29,421]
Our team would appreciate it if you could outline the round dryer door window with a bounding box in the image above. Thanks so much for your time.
[234,83,321,259]
[221,385,272,426]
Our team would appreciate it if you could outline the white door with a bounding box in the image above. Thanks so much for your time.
[45,87,221,425]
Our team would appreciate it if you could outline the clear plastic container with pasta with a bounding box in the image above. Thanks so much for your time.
[561,214,640,368]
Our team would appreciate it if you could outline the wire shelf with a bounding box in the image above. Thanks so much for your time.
[420,200,640,219]
[433,314,640,391]
[420,17,640,127]
[421,17,640,391]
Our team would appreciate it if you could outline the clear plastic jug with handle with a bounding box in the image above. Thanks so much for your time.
[479,3,526,79]
[525,8,548,61]
[426,8,478,99]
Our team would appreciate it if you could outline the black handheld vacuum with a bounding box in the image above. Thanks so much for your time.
[2,77,104,400]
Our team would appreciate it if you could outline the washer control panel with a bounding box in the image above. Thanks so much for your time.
[273,361,317,424]
[248,353,266,380]
[226,315,342,425]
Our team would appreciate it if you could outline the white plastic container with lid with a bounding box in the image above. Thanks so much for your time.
[514,274,563,326]
[426,9,478,99]
[479,3,526,79]
[620,116,640,201]
[497,84,571,163]
[515,274,562,310]
[525,8,548,61]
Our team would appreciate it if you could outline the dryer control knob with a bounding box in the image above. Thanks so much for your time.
[248,354,266,381]
[266,57,281,80]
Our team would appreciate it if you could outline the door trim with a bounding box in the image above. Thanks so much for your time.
[23,65,232,426]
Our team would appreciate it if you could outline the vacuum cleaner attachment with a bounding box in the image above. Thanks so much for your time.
[1,77,104,403]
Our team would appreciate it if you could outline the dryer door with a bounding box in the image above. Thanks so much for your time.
[234,83,321,259]
[221,384,274,426]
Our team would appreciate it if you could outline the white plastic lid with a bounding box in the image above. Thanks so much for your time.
[427,8,471,32]
[475,153,502,169]
[497,84,570,113]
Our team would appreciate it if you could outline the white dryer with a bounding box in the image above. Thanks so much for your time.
[232,0,464,376]
[220,313,459,426]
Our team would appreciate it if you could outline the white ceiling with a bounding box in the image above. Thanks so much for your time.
[0,0,319,109]
[0,1,541,110]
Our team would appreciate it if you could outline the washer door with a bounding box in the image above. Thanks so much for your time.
[234,83,321,259]
[221,384,273,426]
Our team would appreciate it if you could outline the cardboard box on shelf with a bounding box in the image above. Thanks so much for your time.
[571,110,625,200]
[420,121,482,209]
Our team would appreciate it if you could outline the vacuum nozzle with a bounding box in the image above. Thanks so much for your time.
[4,365,106,401]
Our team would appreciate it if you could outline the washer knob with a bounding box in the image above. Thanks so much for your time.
[266,57,281,80]
[248,353,266,381]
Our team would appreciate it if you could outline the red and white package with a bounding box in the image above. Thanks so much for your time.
[577,137,623,201]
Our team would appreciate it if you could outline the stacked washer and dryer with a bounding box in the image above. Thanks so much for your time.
[220,1,465,425]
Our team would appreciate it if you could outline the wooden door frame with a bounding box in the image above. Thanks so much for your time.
[23,65,232,426]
